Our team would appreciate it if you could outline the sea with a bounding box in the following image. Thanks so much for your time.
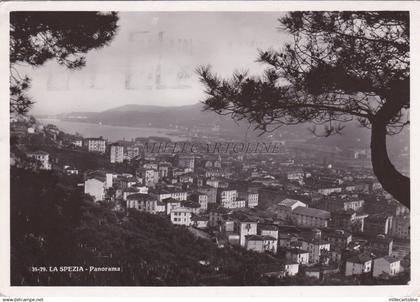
[38,119,187,142]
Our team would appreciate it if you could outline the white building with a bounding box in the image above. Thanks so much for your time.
[373,256,401,278]
[318,187,342,195]
[170,207,192,226]
[27,151,52,170]
[105,173,113,189]
[301,239,331,264]
[239,191,259,208]
[123,187,140,200]
[286,248,310,265]
[110,145,124,163]
[158,163,171,178]
[345,253,373,276]
[239,221,258,246]
[245,235,278,254]
[247,192,259,208]
[189,193,208,212]
[259,224,279,240]
[229,199,246,209]
[291,206,330,228]
[283,262,300,277]
[84,177,106,201]
[72,139,83,147]
[263,236,278,254]
[206,179,221,188]
[86,138,106,153]
[126,193,157,214]
[277,198,307,220]
[151,189,188,202]
[218,189,238,208]
[64,165,78,175]
[163,198,182,215]
[139,168,159,187]
[125,146,140,160]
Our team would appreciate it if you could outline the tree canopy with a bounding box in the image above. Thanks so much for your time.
[10,11,119,114]
[198,11,410,208]
[11,167,283,286]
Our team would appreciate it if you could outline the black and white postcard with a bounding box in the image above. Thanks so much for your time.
[0,1,418,298]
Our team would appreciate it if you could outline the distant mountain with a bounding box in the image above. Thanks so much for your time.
[61,103,247,130]
[101,104,189,113]
[54,103,408,158]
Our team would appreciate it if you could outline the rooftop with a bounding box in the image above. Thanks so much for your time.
[85,137,106,141]
[171,207,192,213]
[381,256,400,264]
[347,253,372,264]
[293,206,331,219]
[86,173,106,182]
[286,248,308,254]
[246,234,277,241]
[191,215,209,221]
[28,150,49,155]
[162,197,181,204]
[150,188,187,194]
[278,198,305,208]
[183,201,201,208]
[126,193,155,201]
[259,224,279,231]
[366,214,391,223]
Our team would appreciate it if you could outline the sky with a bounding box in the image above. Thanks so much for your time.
[16,12,290,115]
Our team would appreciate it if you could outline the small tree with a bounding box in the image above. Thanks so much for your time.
[10,11,119,114]
[198,12,409,208]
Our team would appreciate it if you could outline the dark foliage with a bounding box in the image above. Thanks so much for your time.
[197,11,410,208]
[11,168,277,286]
[10,11,119,114]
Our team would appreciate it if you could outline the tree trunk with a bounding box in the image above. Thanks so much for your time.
[370,102,410,209]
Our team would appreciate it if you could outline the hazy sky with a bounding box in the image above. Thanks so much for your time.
[17,12,290,115]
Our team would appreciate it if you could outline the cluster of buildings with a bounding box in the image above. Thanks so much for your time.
[13,118,409,282]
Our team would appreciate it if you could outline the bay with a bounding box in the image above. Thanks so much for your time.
[38,119,187,142]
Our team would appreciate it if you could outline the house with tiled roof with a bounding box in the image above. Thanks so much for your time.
[257,261,299,278]
[277,198,307,220]
[369,234,393,257]
[373,256,401,278]
[292,206,331,228]
[245,234,277,254]
[84,137,106,153]
[345,253,373,276]
[84,173,107,202]
[182,201,201,214]
[301,238,331,264]
[170,207,193,226]
[126,193,157,214]
[285,248,310,265]
[162,197,182,215]
[122,187,140,200]
[191,215,209,229]
[258,224,279,241]
[27,150,52,170]
[323,229,352,249]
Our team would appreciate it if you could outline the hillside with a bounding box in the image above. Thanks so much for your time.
[11,167,281,286]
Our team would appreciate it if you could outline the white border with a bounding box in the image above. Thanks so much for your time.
[0,1,419,297]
